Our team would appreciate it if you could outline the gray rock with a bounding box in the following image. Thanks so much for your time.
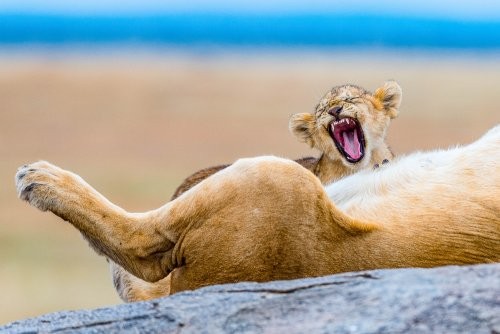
[2,264,499,334]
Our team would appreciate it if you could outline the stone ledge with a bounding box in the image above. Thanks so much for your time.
[2,264,499,333]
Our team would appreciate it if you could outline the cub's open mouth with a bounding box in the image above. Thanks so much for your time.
[328,117,365,163]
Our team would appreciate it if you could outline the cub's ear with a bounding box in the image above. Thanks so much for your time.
[374,80,402,119]
[289,113,316,147]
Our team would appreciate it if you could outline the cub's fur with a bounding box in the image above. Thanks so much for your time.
[171,81,401,199]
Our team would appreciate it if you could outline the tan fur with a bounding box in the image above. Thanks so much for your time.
[15,100,499,304]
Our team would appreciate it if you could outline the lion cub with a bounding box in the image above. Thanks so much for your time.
[171,81,401,199]
[109,81,403,302]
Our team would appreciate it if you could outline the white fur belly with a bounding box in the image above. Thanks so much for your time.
[326,125,500,218]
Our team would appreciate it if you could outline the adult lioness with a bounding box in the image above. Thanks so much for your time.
[15,84,500,303]
[171,81,400,199]
[16,125,500,300]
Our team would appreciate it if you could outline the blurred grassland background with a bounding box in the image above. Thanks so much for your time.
[1,53,499,323]
[1,0,500,325]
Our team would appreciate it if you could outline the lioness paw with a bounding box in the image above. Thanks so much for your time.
[15,161,70,212]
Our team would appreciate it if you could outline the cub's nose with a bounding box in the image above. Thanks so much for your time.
[328,106,343,116]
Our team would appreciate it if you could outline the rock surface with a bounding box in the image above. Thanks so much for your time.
[2,264,500,333]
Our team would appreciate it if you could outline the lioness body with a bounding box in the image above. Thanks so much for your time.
[16,125,500,301]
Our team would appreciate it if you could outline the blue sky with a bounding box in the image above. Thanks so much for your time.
[1,0,500,20]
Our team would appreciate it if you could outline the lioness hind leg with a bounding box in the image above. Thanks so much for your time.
[17,157,360,295]
[15,161,175,282]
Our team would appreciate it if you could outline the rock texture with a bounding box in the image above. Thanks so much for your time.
[2,264,500,333]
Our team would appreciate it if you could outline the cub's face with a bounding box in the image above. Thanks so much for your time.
[290,81,402,168]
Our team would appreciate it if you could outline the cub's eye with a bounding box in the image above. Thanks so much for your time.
[347,96,363,103]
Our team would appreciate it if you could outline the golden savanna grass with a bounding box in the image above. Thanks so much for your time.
[0,51,498,323]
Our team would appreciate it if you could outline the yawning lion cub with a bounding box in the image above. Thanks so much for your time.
[171,81,401,199]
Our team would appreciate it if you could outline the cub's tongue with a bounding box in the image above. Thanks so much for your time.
[329,117,365,163]
[342,129,362,160]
